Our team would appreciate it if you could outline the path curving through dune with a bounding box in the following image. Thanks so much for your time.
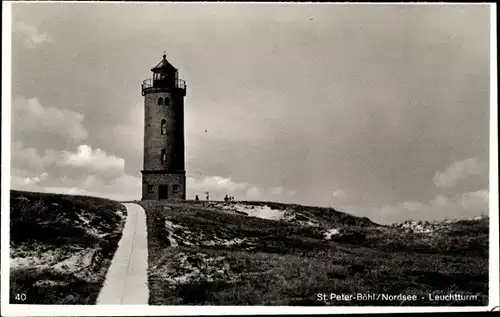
[96,203,149,305]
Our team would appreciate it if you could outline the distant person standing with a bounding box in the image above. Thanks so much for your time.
[224,194,229,202]
[205,191,209,201]
[195,195,199,201]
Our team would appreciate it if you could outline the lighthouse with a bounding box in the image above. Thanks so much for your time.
[141,54,187,200]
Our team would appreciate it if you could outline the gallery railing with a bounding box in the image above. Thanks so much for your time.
[141,78,186,95]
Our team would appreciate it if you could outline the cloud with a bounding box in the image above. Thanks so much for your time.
[428,190,490,217]
[10,142,134,200]
[13,21,53,48]
[10,142,57,190]
[429,194,452,208]
[187,176,249,193]
[44,173,141,201]
[58,145,125,178]
[433,158,485,189]
[11,142,127,190]
[269,187,296,198]
[357,157,490,224]
[11,141,59,174]
[377,189,490,224]
[459,189,489,210]
[246,186,261,198]
[12,97,88,142]
[271,186,285,195]
[74,173,141,201]
[106,103,143,154]
[399,201,425,212]
[186,176,298,202]
[11,171,49,188]
[332,189,349,199]
[12,172,142,202]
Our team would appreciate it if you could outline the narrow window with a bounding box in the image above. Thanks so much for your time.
[164,97,170,106]
[161,119,167,135]
[161,149,167,163]
[158,97,163,106]
[173,184,179,193]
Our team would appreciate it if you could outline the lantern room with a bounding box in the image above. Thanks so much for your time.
[141,54,186,96]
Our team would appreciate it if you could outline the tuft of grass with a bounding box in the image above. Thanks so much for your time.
[9,190,127,304]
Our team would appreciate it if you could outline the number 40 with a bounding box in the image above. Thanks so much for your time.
[15,293,27,301]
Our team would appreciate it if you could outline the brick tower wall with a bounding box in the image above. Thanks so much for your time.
[142,88,186,200]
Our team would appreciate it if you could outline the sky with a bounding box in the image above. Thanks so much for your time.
[7,2,493,224]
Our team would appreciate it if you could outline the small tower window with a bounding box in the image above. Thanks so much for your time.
[164,97,170,106]
[161,119,167,135]
[158,97,163,106]
[173,184,180,193]
[161,149,167,163]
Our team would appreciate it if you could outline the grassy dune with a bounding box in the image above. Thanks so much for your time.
[9,190,127,304]
[140,200,488,306]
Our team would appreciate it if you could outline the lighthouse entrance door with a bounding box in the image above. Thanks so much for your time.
[159,185,168,200]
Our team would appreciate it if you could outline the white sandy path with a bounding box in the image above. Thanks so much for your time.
[96,203,149,305]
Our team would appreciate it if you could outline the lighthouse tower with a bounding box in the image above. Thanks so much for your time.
[141,54,187,200]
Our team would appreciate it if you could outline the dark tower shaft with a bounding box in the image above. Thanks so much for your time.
[141,54,187,200]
